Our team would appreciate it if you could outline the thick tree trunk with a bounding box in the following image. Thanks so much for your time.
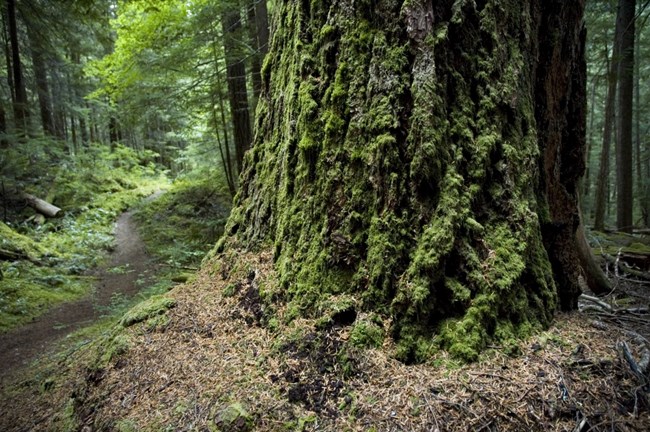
[225,0,590,362]
[221,8,252,174]
[615,0,635,233]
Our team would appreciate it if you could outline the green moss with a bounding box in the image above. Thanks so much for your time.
[0,222,45,261]
[120,295,176,327]
[227,0,557,363]
[98,333,132,366]
[349,317,384,348]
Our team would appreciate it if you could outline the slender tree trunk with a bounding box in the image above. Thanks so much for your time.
[583,74,600,201]
[247,0,269,112]
[7,0,29,135]
[70,116,78,154]
[254,0,269,56]
[211,38,236,195]
[211,90,236,196]
[109,115,119,148]
[615,0,635,233]
[594,30,620,231]
[247,2,262,108]
[27,26,55,136]
[2,11,15,107]
[49,63,67,140]
[634,28,647,227]
[221,7,252,174]
[0,103,7,148]
[70,51,89,146]
[225,0,593,362]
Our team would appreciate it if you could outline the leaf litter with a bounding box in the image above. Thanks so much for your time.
[1,249,649,431]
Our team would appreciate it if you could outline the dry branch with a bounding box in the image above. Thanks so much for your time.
[602,253,650,281]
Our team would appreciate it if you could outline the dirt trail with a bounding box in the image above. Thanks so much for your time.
[0,200,159,380]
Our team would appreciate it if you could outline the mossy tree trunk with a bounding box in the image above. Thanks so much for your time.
[226,0,592,362]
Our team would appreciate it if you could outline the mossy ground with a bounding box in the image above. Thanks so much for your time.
[133,175,231,269]
[588,229,650,256]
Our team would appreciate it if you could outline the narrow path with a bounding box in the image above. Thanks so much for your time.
[0,201,158,380]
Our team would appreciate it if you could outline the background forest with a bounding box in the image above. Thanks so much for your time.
[0,0,647,232]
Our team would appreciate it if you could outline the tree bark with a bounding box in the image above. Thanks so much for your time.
[27,25,55,136]
[21,192,61,217]
[221,7,252,174]
[225,0,590,362]
[7,0,29,134]
[615,0,635,233]
[247,0,269,111]
[594,27,620,232]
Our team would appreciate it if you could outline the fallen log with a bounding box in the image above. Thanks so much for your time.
[21,192,61,218]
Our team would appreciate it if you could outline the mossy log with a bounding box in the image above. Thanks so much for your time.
[224,0,592,362]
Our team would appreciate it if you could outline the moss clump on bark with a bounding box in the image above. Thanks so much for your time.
[224,0,587,362]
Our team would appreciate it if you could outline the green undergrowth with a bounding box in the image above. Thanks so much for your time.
[0,143,167,331]
[0,186,203,428]
[133,173,232,269]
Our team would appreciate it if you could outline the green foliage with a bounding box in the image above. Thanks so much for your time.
[134,174,231,268]
[0,142,167,331]
[213,402,253,432]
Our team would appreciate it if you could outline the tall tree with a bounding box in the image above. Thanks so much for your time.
[6,0,28,134]
[246,0,269,109]
[223,0,596,362]
[27,25,55,136]
[616,0,635,232]
[221,5,252,174]
[594,26,620,231]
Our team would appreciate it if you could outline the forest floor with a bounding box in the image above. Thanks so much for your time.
[1,241,649,431]
[0,192,163,380]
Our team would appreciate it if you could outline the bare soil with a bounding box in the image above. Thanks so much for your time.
[0,206,156,380]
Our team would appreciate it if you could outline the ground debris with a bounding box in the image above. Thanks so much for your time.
[1,249,649,431]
